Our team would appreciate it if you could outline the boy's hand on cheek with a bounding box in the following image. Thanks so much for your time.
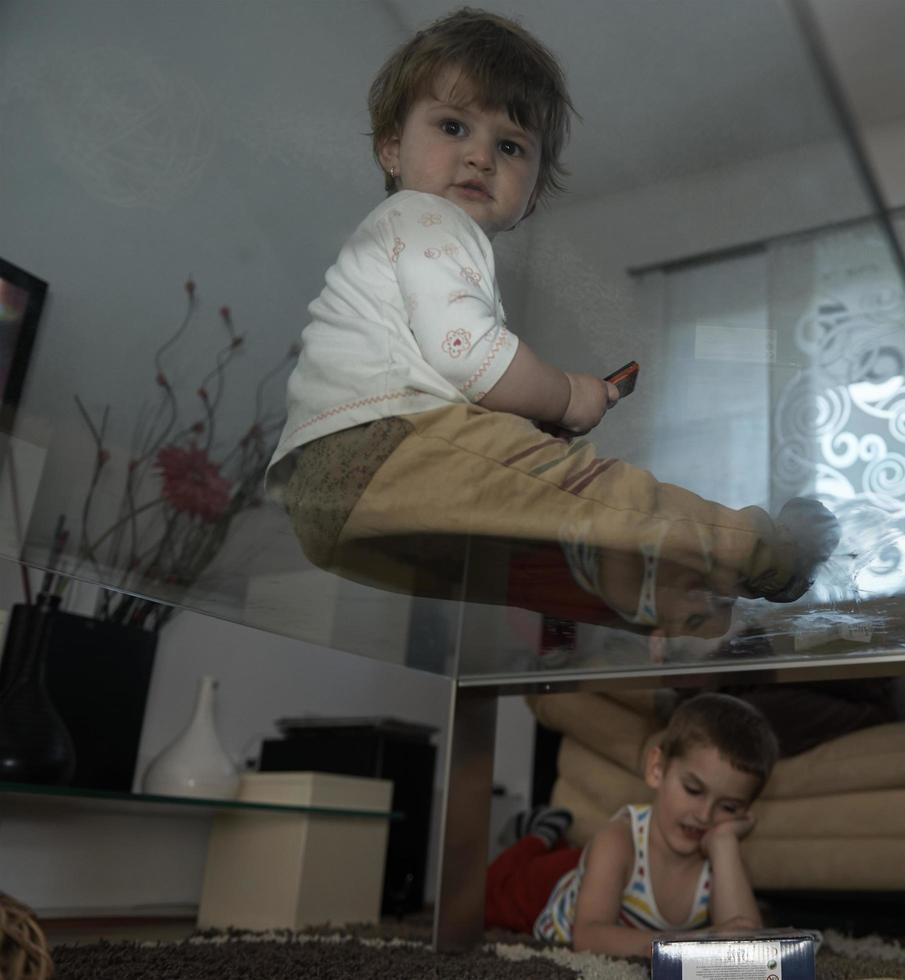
[701,813,755,856]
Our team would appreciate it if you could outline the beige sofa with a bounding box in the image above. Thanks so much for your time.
[527,689,905,892]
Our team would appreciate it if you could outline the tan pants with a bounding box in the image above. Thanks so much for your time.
[285,404,800,636]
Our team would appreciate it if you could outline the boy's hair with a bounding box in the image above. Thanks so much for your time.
[368,7,576,209]
[659,693,779,797]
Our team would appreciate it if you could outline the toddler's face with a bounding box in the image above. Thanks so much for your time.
[645,744,758,857]
[378,68,541,238]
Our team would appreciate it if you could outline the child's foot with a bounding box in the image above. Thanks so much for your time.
[772,497,842,601]
[498,805,573,848]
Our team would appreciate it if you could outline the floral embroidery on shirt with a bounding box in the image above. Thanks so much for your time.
[442,329,472,358]
[460,267,481,285]
[403,294,418,315]
[448,290,469,304]
[390,237,406,263]
[459,326,511,393]
[424,247,441,259]
[420,212,442,227]
[442,242,460,256]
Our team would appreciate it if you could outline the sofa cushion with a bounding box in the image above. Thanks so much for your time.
[741,838,905,891]
[754,788,905,838]
[557,736,650,814]
[765,721,905,798]
[530,691,905,799]
[527,691,660,774]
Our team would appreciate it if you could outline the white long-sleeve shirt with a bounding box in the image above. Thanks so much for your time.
[267,190,519,499]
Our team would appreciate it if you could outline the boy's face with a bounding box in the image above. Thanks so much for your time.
[644,743,759,857]
[378,68,541,238]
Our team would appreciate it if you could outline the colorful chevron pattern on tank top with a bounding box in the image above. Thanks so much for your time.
[533,804,711,944]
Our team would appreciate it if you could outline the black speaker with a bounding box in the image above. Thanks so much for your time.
[259,717,437,915]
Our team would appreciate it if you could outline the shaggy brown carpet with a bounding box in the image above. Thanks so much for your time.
[50,918,905,980]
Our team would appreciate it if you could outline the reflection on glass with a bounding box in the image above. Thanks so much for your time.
[771,225,905,604]
[2,0,902,682]
[459,218,905,679]
[67,280,296,633]
[267,7,850,674]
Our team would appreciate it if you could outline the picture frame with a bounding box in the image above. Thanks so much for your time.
[0,256,47,426]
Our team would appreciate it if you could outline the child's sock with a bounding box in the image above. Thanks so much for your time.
[498,805,573,848]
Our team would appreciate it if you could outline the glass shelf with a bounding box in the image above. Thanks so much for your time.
[0,780,402,820]
[2,0,905,690]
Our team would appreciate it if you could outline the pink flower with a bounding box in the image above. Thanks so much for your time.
[155,445,232,522]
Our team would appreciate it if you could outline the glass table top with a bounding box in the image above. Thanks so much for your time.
[2,0,905,686]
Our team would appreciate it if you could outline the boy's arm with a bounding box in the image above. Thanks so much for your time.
[702,817,763,929]
[478,341,618,433]
[571,821,662,959]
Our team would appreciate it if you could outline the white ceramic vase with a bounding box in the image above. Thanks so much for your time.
[142,675,239,799]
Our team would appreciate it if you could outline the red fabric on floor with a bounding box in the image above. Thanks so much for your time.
[484,835,582,934]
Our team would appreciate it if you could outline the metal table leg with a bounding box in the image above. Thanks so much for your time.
[432,685,498,952]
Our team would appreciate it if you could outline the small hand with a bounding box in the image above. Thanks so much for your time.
[700,813,755,856]
[560,372,619,435]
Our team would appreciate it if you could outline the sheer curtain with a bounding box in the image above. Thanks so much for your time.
[638,218,905,605]
[638,252,772,511]
[769,221,905,600]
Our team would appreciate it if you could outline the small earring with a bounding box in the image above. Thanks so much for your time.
[389,166,398,179]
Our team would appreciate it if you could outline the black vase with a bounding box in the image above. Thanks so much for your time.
[0,603,77,785]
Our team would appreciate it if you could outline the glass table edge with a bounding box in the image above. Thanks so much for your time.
[0,780,403,820]
[456,649,905,695]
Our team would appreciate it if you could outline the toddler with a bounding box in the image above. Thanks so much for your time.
[485,692,778,958]
[267,8,839,638]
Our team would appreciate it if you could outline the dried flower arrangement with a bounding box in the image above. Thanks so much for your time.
[72,279,297,631]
